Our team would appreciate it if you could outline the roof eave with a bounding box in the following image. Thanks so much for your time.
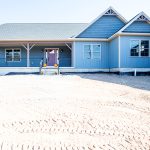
[109,32,150,41]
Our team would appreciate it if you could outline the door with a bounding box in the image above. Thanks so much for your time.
[47,49,58,66]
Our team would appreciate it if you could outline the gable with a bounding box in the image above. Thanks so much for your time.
[117,12,150,34]
[123,21,150,33]
[77,15,125,38]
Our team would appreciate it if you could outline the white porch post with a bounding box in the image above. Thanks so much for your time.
[22,43,35,67]
[72,42,75,67]
[27,43,30,67]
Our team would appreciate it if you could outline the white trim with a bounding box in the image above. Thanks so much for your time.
[72,38,108,42]
[109,33,150,41]
[65,43,72,50]
[5,48,21,62]
[0,67,150,75]
[83,44,101,60]
[118,12,150,34]
[110,68,150,72]
[72,42,76,67]
[42,68,109,73]
[74,6,127,38]
[118,36,121,68]
[120,33,150,36]
[130,39,150,57]
[46,48,59,66]
[109,12,150,40]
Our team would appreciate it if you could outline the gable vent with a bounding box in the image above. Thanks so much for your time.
[136,15,149,21]
[105,9,117,15]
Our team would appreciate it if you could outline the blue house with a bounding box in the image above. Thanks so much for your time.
[0,7,150,74]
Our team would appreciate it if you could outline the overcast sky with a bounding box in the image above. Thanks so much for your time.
[0,0,149,24]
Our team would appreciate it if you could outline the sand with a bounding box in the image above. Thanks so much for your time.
[0,74,149,150]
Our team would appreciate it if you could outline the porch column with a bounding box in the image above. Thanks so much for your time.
[71,42,75,67]
[22,43,35,67]
[27,43,30,67]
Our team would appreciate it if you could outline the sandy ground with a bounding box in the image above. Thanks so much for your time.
[0,74,150,150]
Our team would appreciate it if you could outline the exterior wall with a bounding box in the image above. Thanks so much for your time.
[109,37,119,68]
[59,46,71,67]
[77,15,125,38]
[74,41,109,69]
[0,46,71,67]
[0,47,27,67]
[120,36,150,68]
[30,46,44,67]
[123,21,150,33]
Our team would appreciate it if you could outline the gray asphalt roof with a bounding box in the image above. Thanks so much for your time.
[0,23,88,40]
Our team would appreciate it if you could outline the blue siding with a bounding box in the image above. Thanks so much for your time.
[120,36,150,68]
[30,47,44,67]
[0,46,71,67]
[77,15,125,38]
[123,21,150,33]
[0,47,27,67]
[74,42,109,69]
[59,47,71,67]
[109,37,119,68]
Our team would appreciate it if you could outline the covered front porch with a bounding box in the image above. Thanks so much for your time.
[0,41,74,68]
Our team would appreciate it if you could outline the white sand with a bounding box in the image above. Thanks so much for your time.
[0,74,150,150]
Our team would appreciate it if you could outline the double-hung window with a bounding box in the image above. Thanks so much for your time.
[130,40,149,57]
[84,45,91,59]
[130,40,139,56]
[6,48,21,62]
[84,44,101,59]
[141,40,149,56]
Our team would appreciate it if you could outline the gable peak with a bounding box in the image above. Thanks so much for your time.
[136,12,150,22]
[104,8,117,15]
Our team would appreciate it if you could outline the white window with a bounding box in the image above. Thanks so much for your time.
[93,45,101,59]
[84,45,91,59]
[130,40,139,56]
[84,44,101,59]
[141,40,149,56]
[6,48,21,62]
[130,40,149,57]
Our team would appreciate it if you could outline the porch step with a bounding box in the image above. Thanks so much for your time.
[41,68,59,75]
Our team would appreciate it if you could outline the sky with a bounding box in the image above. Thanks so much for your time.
[0,0,149,24]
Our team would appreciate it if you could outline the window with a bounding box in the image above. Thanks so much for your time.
[84,45,91,59]
[130,40,139,56]
[84,44,101,59]
[6,49,21,62]
[141,40,149,56]
[93,45,101,59]
[130,40,149,57]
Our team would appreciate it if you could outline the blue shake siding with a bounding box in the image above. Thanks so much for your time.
[77,15,125,38]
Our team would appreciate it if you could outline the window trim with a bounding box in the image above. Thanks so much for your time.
[130,40,150,57]
[83,44,101,59]
[5,48,21,62]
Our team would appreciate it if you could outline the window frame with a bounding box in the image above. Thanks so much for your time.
[140,40,149,57]
[130,40,150,57]
[5,48,21,62]
[83,44,101,59]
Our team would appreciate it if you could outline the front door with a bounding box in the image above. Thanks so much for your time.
[47,49,58,66]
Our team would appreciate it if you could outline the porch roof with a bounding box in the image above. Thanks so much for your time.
[0,23,88,41]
